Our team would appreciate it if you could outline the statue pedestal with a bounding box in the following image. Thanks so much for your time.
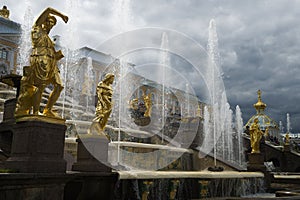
[72,135,111,172]
[3,98,17,123]
[283,144,290,152]
[5,120,67,173]
[247,153,266,172]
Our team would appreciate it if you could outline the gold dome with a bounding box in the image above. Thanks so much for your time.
[245,90,278,132]
[253,89,266,114]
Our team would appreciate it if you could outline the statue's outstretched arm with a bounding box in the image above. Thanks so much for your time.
[34,7,68,26]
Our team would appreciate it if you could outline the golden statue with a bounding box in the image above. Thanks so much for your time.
[89,73,115,136]
[143,93,152,117]
[285,133,290,145]
[15,7,68,118]
[250,118,263,153]
[0,6,9,19]
[129,98,138,110]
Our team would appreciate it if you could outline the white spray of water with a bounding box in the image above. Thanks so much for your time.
[279,121,283,133]
[60,0,80,119]
[159,32,170,142]
[81,57,94,111]
[17,2,33,75]
[199,19,245,169]
[236,105,245,166]
[287,113,291,133]
[112,0,133,33]
[110,0,134,165]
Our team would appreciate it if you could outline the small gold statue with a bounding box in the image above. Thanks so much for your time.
[15,7,68,118]
[89,73,115,136]
[0,6,9,19]
[129,98,138,110]
[143,93,152,117]
[285,133,290,145]
[250,118,263,153]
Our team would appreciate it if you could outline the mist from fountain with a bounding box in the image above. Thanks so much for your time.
[17,1,33,75]
[112,0,133,33]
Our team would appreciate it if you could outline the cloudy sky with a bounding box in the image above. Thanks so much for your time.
[4,0,300,132]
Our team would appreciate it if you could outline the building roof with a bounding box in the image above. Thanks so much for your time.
[0,17,21,35]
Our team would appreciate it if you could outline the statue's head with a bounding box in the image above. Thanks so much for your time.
[45,15,57,31]
[104,73,115,84]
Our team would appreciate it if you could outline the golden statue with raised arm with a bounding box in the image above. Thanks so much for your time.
[89,73,115,136]
[15,7,68,118]
[250,118,263,153]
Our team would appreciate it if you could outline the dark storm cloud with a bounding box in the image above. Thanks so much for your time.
[4,0,300,131]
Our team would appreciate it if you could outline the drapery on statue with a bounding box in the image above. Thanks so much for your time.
[15,7,68,118]
[89,73,115,136]
[250,118,263,153]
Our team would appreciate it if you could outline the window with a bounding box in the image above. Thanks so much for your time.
[0,48,8,60]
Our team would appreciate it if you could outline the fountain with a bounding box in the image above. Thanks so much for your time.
[0,2,272,199]
[236,105,245,167]
[199,19,246,170]
[159,32,169,142]
[67,16,264,196]
[286,113,291,134]
[284,113,291,149]
[17,1,33,75]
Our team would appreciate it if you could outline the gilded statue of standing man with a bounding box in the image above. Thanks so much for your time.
[15,8,68,118]
[89,73,115,136]
[250,118,263,153]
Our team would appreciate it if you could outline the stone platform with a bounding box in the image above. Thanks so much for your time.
[0,172,118,200]
[5,120,67,173]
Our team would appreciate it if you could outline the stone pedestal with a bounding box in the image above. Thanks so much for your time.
[5,121,67,173]
[3,98,17,123]
[247,153,266,172]
[72,135,111,172]
[283,144,291,152]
